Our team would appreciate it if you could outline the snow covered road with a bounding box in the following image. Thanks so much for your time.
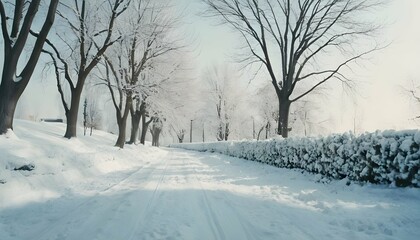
[1,121,419,240]
[2,148,419,240]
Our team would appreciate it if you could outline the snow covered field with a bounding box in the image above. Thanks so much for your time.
[0,120,419,240]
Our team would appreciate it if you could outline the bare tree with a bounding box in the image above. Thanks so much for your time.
[139,105,154,144]
[203,0,383,137]
[0,0,58,134]
[83,97,101,136]
[126,0,184,145]
[292,99,329,136]
[98,46,136,147]
[99,0,181,147]
[253,83,278,140]
[150,117,163,147]
[402,78,420,120]
[138,64,193,145]
[203,65,242,141]
[38,0,130,139]
[173,128,186,143]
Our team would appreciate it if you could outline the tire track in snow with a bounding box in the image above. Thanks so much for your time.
[176,150,255,240]
[127,153,171,240]
[185,149,321,240]
[91,157,170,240]
[29,157,166,240]
[179,148,315,240]
[181,152,226,240]
[213,193,258,240]
[98,162,152,193]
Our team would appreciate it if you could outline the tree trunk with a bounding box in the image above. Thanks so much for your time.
[217,123,223,141]
[140,112,152,145]
[277,98,291,138]
[115,117,127,148]
[176,130,185,143]
[0,80,18,134]
[224,122,229,141]
[0,0,58,135]
[128,110,141,144]
[265,121,270,139]
[154,130,161,147]
[150,122,162,147]
[114,96,131,148]
[257,125,264,141]
[64,89,83,138]
[128,102,144,144]
[151,126,161,147]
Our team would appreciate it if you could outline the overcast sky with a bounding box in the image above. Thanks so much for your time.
[176,0,420,133]
[9,0,420,134]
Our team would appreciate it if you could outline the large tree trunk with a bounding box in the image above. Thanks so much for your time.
[128,102,145,144]
[277,98,291,138]
[150,124,162,147]
[64,89,83,138]
[140,112,152,145]
[0,0,58,135]
[0,80,18,134]
[128,110,141,144]
[114,96,131,148]
[115,117,128,148]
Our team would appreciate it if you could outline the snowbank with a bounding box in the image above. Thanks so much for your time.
[0,120,164,208]
[171,130,420,187]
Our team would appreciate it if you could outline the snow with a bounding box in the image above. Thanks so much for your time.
[414,131,420,145]
[1,120,419,240]
[171,131,420,187]
[13,75,22,83]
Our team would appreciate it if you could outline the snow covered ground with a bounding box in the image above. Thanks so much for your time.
[0,120,419,240]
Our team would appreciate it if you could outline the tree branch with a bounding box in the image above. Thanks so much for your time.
[291,46,381,102]
[0,1,11,48]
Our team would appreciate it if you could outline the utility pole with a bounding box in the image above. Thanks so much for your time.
[202,122,205,142]
[190,120,193,143]
[83,98,88,136]
[252,117,255,139]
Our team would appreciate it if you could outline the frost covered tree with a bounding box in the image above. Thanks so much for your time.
[140,73,191,146]
[402,79,420,121]
[83,97,101,136]
[39,0,130,139]
[150,117,163,147]
[0,0,58,134]
[99,45,135,148]
[203,0,384,138]
[292,99,330,136]
[173,128,186,143]
[203,65,243,141]
[126,0,184,145]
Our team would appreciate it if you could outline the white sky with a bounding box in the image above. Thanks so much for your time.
[177,0,420,133]
[6,0,420,134]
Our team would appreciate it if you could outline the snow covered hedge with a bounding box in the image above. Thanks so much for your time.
[171,130,420,187]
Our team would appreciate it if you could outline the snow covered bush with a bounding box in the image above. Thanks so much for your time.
[171,130,420,187]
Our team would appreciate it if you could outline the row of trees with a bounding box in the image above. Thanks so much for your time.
[0,0,190,148]
[0,0,59,134]
[0,0,389,147]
